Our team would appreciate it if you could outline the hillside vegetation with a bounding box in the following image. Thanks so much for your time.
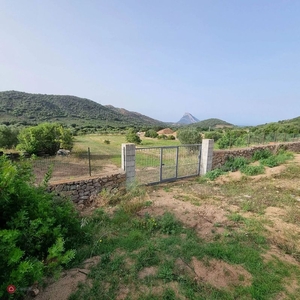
[189,118,234,129]
[0,91,165,129]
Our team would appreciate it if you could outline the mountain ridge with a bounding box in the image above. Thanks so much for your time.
[0,90,165,128]
[105,105,164,126]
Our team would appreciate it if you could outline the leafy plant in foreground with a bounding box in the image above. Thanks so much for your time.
[0,156,82,299]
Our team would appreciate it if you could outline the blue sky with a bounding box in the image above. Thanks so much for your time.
[0,0,299,125]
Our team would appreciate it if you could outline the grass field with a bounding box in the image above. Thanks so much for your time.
[73,134,180,167]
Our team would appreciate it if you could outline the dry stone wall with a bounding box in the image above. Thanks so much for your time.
[212,142,300,169]
[48,173,126,206]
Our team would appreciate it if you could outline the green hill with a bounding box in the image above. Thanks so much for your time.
[0,91,165,128]
[189,118,234,129]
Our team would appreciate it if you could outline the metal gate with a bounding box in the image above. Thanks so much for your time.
[135,144,201,185]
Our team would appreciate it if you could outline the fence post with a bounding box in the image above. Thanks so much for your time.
[121,143,136,186]
[88,147,92,176]
[200,139,214,175]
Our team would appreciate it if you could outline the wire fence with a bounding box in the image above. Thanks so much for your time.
[30,148,121,184]
[218,132,300,149]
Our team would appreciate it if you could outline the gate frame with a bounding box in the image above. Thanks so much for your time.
[122,139,214,185]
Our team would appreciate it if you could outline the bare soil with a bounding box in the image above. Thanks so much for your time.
[29,257,100,300]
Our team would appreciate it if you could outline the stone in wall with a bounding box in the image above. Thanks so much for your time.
[48,173,126,206]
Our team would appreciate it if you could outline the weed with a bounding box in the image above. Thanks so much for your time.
[276,164,300,179]
[158,212,182,235]
[240,165,265,176]
[260,150,294,168]
[162,288,177,300]
[260,155,280,167]
[252,149,272,161]
[163,186,172,192]
[135,243,160,270]
[203,169,225,181]
[158,262,175,282]
[222,156,249,172]
[227,213,245,222]
[285,206,300,225]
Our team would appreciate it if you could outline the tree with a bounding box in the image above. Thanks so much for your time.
[0,125,19,149]
[17,123,74,155]
[126,128,142,144]
[177,128,202,144]
[145,129,158,138]
[204,131,223,142]
[217,129,247,149]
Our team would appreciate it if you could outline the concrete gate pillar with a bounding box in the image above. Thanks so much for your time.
[121,143,136,185]
[200,139,214,175]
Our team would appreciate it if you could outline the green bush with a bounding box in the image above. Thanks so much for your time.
[177,128,202,144]
[0,125,19,149]
[17,123,73,155]
[204,131,223,142]
[0,157,82,299]
[144,129,158,138]
[217,130,248,149]
[126,128,141,144]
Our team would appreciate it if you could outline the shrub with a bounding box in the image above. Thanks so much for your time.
[0,125,19,149]
[217,130,247,149]
[167,135,176,140]
[104,140,110,144]
[17,123,73,155]
[126,128,142,145]
[0,157,82,299]
[157,134,167,140]
[177,128,202,144]
[204,131,223,142]
[144,129,158,138]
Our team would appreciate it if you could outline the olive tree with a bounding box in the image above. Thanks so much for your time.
[177,127,202,144]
